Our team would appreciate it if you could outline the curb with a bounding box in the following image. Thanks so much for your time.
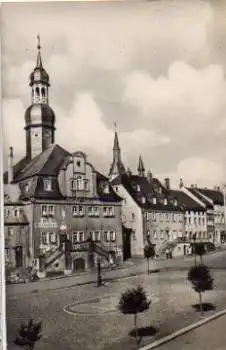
[139,309,226,350]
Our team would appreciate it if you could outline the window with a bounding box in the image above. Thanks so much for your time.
[92,231,101,242]
[141,196,146,204]
[137,185,141,192]
[103,206,114,217]
[7,228,13,236]
[151,212,156,220]
[41,87,45,97]
[153,197,157,205]
[35,87,40,96]
[72,232,79,243]
[5,248,10,262]
[41,205,55,217]
[115,186,118,193]
[160,213,164,222]
[164,198,167,205]
[88,206,99,217]
[41,232,48,245]
[71,180,76,190]
[79,231,85,242]
[84,180,89,191]
[154,231,158,239]
[145,212,149,220]
[77,176,82,190]
[43,178,52,191]
[131,213,135,221]
[174,199,178,206]
[109,231,116,242]
[76,160,81,167]
[49,233,57,244]
[123,198,127,205]
[173,213,177,222]
[160,231,164,239]
[72,205,84,217]
[14,209,18,217]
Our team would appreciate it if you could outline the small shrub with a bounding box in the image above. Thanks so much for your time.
[14,319,42,349]
[118,285,151,347]
[188,264,213,315]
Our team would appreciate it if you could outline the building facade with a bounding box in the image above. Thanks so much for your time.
[4,38,123,275]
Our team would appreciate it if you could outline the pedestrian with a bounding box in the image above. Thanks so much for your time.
[166,248,169,259]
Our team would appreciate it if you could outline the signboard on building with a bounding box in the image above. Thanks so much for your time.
[35,218,58,229]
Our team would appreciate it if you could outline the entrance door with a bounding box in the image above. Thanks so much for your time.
[15,246,23,268]
[73,258,85,273]
[122,227,131,261]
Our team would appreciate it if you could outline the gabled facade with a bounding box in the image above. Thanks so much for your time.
[182,185,225,245]
[111,169,185,258]
[4,38,123,275]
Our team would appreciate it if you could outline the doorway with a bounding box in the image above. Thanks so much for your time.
[73,258,85,273]
[15,246,23,268]
[122,226,132,261]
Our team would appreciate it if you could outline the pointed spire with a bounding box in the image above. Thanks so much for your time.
[138,155,145,177]
[113,121,120,150]
[36,34,43,68]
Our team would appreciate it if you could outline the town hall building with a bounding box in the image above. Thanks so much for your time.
[4,37,123,276]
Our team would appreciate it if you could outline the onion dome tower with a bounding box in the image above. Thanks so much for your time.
[24,35,56,160]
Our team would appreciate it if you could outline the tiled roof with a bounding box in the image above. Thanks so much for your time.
[96,171,122,203]
[13,144,70,182]
[196,188,223,206]
[171,190,205,211]
[187,188,214,208]
[4,156,29,184]
[112,174,183,211]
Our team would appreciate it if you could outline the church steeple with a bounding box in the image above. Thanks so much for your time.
[108,122,126,180]
[24,35,55,160]
[138,155,145,177]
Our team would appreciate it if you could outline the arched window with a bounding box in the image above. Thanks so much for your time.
[41,87,45,97]
[36,87,40,96]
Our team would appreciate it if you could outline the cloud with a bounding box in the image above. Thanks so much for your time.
[157,157,224,189]
[123,62,226,120]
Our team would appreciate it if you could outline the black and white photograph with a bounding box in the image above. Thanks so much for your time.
[2,0,226,349]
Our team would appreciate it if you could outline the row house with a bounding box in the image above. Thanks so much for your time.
[4,180,30,269]
[3,38,123,275]
[110,157,185,258]
[182,185,225,245]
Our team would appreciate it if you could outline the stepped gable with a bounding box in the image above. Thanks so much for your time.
[112,173,183,211]
[95,171,122,203]
[171,190,206,211]
[13,144,70,182]
[187,187,214,209]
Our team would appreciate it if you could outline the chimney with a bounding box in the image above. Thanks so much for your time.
[179,178,184,189]
[8,146,14,184]
[147,170,152,183]
[127,167,132,177]
[164,178,170,190]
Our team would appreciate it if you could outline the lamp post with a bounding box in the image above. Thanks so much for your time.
[192,233,197,266]
[97,257,102,287]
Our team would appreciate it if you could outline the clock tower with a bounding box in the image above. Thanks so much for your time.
[24,35,56,160]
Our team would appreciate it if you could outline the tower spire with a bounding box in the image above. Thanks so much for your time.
[108,122,126,180]
[36,34,43,68]
[138,155,145,177]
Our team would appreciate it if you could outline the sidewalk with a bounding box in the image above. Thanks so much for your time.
[155,313,226,350]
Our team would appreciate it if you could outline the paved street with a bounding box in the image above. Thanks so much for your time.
[6,250,226,350]
[156,314,226,350]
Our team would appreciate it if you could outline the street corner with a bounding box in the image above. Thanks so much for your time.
[63,293,160,317]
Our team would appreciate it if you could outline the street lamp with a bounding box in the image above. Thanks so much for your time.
[97,257,102,287]
[192,233,197,266]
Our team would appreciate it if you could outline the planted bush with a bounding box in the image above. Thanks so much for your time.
[118,285,151,347]
[188,264,213,315]
[14,319,42,349]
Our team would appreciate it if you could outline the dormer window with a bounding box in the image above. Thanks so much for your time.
[137,185,141,192]
[153,197,157,205]
[25,184,29,192]
[141,196,146,204]
[43,178,52,191]
[164,198,168,205]
[103,184,110,194]
[174,199,178,206]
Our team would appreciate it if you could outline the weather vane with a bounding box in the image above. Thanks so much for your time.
[113,121,117,131]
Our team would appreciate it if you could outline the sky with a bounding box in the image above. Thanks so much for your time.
[2,0,226,189]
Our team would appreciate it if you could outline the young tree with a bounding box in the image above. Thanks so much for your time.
[14,319,42,349]
[118,285,151,347]
[144,243,155,275]
[188,265,213,316]
[195,242,206,263]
